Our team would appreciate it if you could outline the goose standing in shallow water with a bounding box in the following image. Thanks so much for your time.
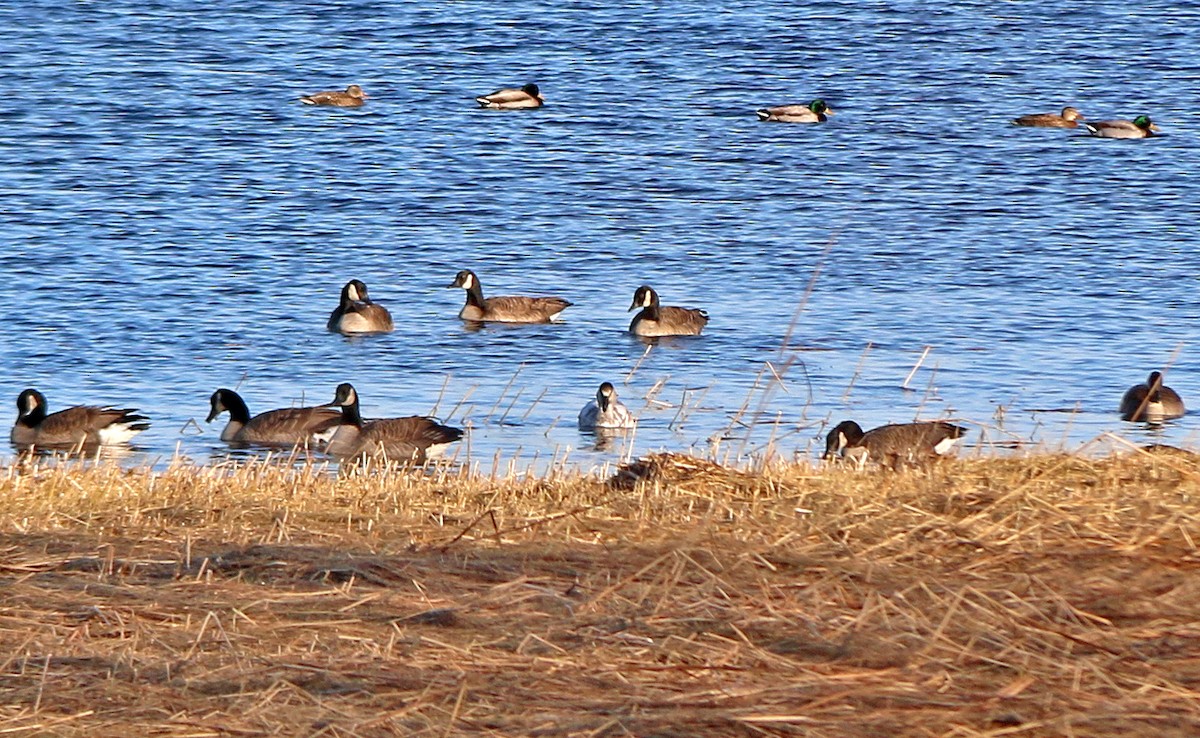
[1120,371,1185,422]
[11,389,150,450]
[823,420,966,469]
[1012,106,1084,127]
[448,270,572,323]
[300,84,368,107]
[328,279,394,334]
[628,285,708,337]
[322,383,463,463]
[578,382,636,430]
[475,83,543,109]
[207,388,341,447]
[756,99,832,123]
[1084,115,1158,138]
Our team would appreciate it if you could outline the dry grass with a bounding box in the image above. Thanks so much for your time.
[0,449,1198,736]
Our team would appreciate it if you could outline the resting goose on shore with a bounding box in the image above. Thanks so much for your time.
[823,420,967,469]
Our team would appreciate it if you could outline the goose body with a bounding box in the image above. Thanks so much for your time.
[207,388,341,447]
[1013,106,1084,128]
[628,285,708,337]
[1084,115,1158,138]
[448,270,572,323]
[756,99,832,123]
[323,383,464,463]
[476,83,543,109]
[1120,371,1185,422]
[300,84,367,107]
[11,389,150,450]
[578,382,636,430]
[328,279,394,334]
[823,420,966,469]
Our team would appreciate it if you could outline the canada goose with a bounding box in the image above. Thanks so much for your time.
[448,270,572,323]
[475,83,543,109]
[206,388,341,447]
[1012,106,1084,127]
[11,388,150,450]
[578,382,636,430]
[1084,115,1158,138]
[823,420,967,469]
[1120,371,1185,422]
[756,99,833,123]
[628,285,708,337]
[328,279,394,334]
[322,383,464,463]
[300,84,368,107]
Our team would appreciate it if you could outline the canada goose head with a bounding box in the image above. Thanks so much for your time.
[596,382,617,412]
[207,388,250,424]
[522,83,541,99]
[327,382,359,408]
[1061,106,1083,121]
[628,285,659,312]
[1146,371,1166,398]
[346,84,367,100]
[449,270,479,290]
[341,279,370,304]
[823,420,865,459]
[15,389,47,425]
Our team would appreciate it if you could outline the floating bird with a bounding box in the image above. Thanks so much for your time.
[1012,106,1084,128]
[206,388,341,447]
[1119,371,1184,422]
[327,279,394,334]
[1084,115,1158,138]
[10,389,149,450]
[756,99,832,123]
[578,382,636,430]
[475,83,543,109]
[300,84,368,107]
[322,383,463,463]
[823,420,967,469]
[448,270,572,323]
[628,285,708,337]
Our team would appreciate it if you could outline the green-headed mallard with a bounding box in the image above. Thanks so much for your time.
[1084,115,1158,138]
[756,98,832,123]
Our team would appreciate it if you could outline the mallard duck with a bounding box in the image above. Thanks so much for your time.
[1119,371,1184,421]
[11,389,149,450]
[322,383,464,463]
[327,279,394,334]
[475,83,543,109]
[756,99,832,123]
[207,388,341,447]
[628,285,708,337]
[578,382,636,430]
[823,420,966,469]
[448,270,571,323]
[1012,106,1084,128]
[300,84,368,107]
[1084,115,1158,138]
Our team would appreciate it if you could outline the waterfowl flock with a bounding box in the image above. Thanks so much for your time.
[6,86,1175,467]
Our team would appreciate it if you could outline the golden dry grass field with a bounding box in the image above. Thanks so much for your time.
[0,449,1198,737]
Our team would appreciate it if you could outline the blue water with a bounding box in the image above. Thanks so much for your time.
[3,0,1199,470]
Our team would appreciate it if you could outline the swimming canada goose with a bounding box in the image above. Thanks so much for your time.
[206,388,341,447]
[11,388,150,450]
[1119,371,1185,422]
[578,382,636,430]
[322,383,464,463]
[823,420,967,469]
[475,83,543,109]
[300,84,368,107]
[448,270,572,323]
[1084,115,1158,138]
[756,99,833,123]
[327,279,394,334]
[1012,106,1084,127]
[628,285,709,337]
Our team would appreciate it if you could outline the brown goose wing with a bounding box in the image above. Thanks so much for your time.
[240,407,342,445]
[483,295,573,322]
[33,406,128,446]
[659,306,709,334]
[1119,385,1149,420]
[358,416,464,462]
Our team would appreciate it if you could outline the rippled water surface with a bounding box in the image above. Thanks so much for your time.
[3,0,1199,469]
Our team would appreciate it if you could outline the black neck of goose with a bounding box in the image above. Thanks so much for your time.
[341,397,365,427]
[17,404,45,427]
[464,281,487,310]
[641,297,661,321]
[225,393,252,424]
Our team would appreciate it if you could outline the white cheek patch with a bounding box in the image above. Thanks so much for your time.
[347,284,361,301]
[934,436,961,455]
[836,431,848,452]
[463,274,474,289]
